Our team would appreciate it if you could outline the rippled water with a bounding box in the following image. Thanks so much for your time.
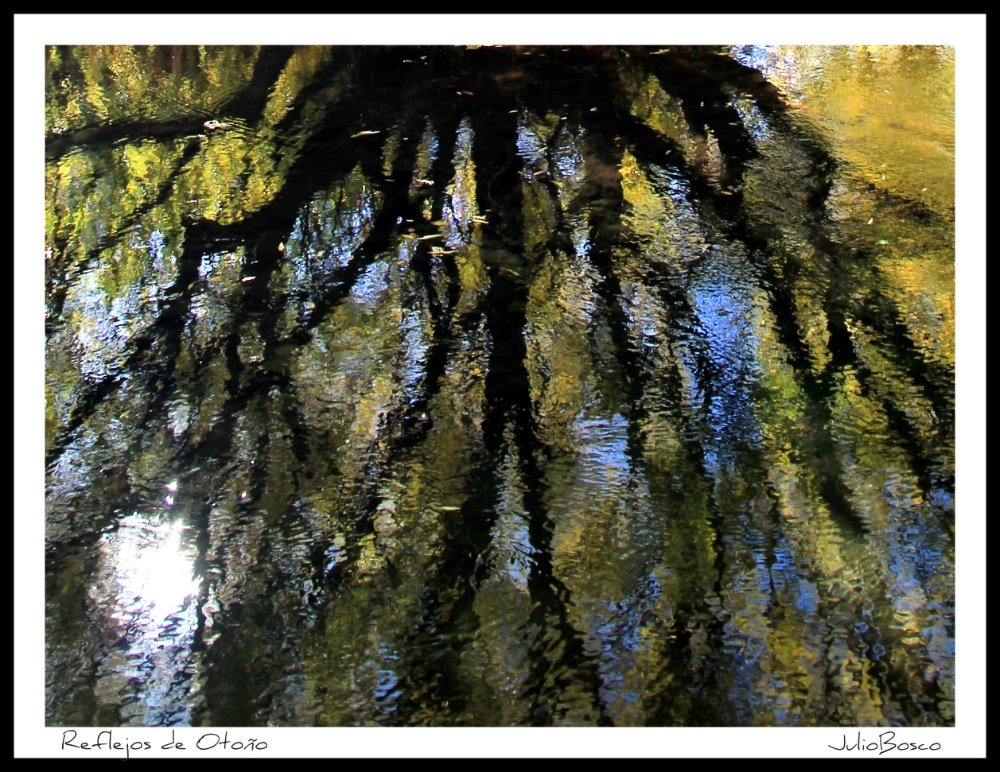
[43,44,955,727]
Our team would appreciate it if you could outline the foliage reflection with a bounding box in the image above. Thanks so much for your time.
[45,44,954,728]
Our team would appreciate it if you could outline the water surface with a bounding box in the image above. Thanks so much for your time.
[44,44,955,727]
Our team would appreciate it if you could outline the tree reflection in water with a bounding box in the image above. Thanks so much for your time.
[44,44,955,727]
